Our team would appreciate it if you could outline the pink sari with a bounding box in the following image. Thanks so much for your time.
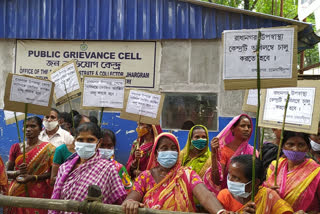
[204,114,257,194]
[126,125,162,177]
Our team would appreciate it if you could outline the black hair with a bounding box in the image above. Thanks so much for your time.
[74,114,89,129]
[70,110,80,117]
[25,116,42,129]
[60,112,72,124]
[232,115,250,128]
[155,136,172,151]
[75,122,101,139]
[230,155,264,183]
[282,131,311,149]
[89,115,98,125]
[191,125,206,137]
[51,108,60,119]
[181,120,195,130]
[101,129,116,146]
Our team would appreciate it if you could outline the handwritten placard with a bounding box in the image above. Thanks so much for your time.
[223,26,297,90]
[120,89,165,124]
[242,89,260,112]
[81,76,125,110]
[4,111,24,125]
[49,60,82,106]
[259,80,320,134]
[4,74,54,115]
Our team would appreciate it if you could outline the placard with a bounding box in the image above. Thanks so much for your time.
[242,89,260,112]
[4,111,24,125]
[81,76,125,111]
[120,89,165,125]
[49,60,82,106]
[223,26,298,90]
[4,74,54,115]
[259,80,320,134]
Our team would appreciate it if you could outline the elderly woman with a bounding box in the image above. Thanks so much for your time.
[180,125,212,178]
[217,155,293,214]
[204,114,257,195]
[126,123,162,178]
[49,122,126,214]
[265,131,320,212]
[122,133,224,214]
[7,116,56,214]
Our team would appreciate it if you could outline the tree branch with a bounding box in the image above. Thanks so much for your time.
[250,0,259,11]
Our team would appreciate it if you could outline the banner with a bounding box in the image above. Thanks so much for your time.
[15,40,160,89]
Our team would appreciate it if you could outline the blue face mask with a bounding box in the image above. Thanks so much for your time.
[191,139,207,150]
[157,151,178,168]
[75,141,97,159]
[99,148,114,160]
[227,176,252,198]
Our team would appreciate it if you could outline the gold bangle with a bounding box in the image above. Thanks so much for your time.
[34,175,38,181]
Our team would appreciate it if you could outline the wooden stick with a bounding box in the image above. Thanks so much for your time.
[274,93,290,186]
[136,114,142,171]
[259,128,265,161]
[251,31,261,202]
[64,82,75,129]
[14,112,22,143]
[22,104,28,163]
[99,107,104,128]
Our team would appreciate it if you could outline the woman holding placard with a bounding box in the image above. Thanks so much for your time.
[265,131,320,212]
[122,133,225,214]
[203,114,257,195]
[7,116,56,214]
[126,123,162,178]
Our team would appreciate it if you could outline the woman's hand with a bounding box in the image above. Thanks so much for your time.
[210,137,219,153]
[134,149,143,160]
[122,199,144,214]
[269,185,280,194]
[18,163,28,175]
[16,175,35,184]
[242,202,256,214]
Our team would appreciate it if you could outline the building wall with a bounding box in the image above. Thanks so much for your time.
[0,39,255,164]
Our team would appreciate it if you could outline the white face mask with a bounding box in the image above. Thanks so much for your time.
[310,139,320,151]
[99,148,114,160]
[75,141,97,159]
[227,176,252,198]
[43,120,59,131]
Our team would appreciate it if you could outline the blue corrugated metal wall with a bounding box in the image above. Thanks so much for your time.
[0,0,290,40]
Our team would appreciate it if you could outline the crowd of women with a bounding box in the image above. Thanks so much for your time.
[0,110,320,214]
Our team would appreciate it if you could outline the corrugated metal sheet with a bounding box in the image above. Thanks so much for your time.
[0,0,319,51]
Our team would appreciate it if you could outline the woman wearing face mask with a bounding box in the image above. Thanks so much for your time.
[126,123,162,178]
[265,131,320,213]
[309,122,320,163]
[180,125,212,178]
[122,133,225,214]
[49,122,127,214]
[99,129,133,192]
[204,114,257,195]
[6,116,56,214]
[218,155,293,214]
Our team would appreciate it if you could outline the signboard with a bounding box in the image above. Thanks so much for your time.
[4,74,54,115]
[4,111,24,125]
[81,76,125,111]
[49,60,82,106]
[242,89,259,112]
[298,0,320,21]
[120,89,165,125]
[223,26,297,90]
[15,40,160,88]
[259,80,320,134]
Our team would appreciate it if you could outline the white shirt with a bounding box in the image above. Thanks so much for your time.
[39,126,74,147]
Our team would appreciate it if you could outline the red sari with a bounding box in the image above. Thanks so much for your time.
[0,156,8,195]
[8,142,55,214]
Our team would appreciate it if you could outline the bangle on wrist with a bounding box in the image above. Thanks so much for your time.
[34,175,38,181]
[217,209,226,214]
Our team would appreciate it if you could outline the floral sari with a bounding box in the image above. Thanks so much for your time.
[8,142,55,214]
[204,114,257,193]
[265,157,320,212]
[180,125,211,178]
[0,156,8,195]
[133,133,203,212]
[126,125,162,177]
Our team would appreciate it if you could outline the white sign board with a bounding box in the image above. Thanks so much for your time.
[126,90,161,118]
[50,62,80,100]
[247,89,258,106]
[10,75,52,106]
[82,77,125,109]
[4,111,24,125]
[223,27,295,80]
[298,0,320,21]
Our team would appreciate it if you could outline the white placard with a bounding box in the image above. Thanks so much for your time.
[247,89,258,106]
[50,63,80,99]
[9,75,52,106]
[126,90,161,118]
[4,111,24,120]
[82,77,125,108]
[263,87,315,126]
[223,27,294,80]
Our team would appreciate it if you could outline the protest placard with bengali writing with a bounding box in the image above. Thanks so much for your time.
[4,111,24,125]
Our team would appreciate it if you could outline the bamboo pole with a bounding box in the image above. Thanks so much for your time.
[259,128,265,161]
[99,107,104,128]
[21,103,29,196]
[0,195,202,214]
[251,31,261,202]
[274,93,290,186]
[64,82,75,129]
[14,112,22,143]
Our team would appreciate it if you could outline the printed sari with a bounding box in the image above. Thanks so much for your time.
[133,133,203,212]
[265,157,320,212]
[126,125,162,177]
[8,142,55,214]
[0,156,8,195]
[204,114,257,193]
[218,187,293,214]
[110,156,133,192]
